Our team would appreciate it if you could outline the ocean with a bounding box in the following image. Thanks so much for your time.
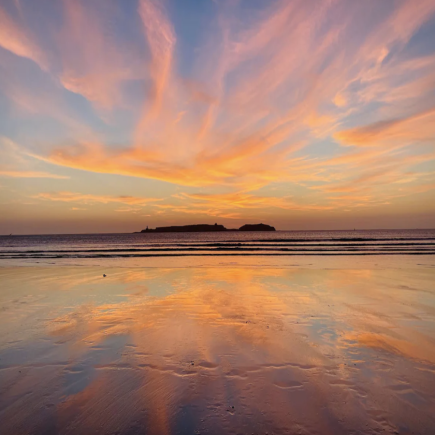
[1,229,434,264]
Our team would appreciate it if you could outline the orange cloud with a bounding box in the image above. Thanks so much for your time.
[34,192,162,206]
[179,192,333,212]
[0,171,69,179]
[335,108,435,147]
[153,205,242,220]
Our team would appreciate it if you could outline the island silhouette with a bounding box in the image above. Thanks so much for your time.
[138,223,275,233]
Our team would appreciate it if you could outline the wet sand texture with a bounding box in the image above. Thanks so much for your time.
[0,265,434,434]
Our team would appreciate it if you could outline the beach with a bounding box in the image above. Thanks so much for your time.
[1,253,434,434]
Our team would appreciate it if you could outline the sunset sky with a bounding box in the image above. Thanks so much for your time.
[1,0,434,234]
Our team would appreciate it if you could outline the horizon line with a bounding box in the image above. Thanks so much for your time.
[1,228,435,237]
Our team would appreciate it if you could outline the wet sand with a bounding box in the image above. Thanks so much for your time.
[0,262,434,434]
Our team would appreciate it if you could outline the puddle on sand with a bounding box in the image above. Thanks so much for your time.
[0,265,434,434]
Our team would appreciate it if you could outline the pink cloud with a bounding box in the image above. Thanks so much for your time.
[0,6,47,69]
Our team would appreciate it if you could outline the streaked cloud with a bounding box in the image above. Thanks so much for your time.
[0,171,69,179]
[0,6,47,69]
[57,0,144,110]
[179,192,333,212]
[137,0,176,121]
[34,192,162,206]
[335,108,435,147]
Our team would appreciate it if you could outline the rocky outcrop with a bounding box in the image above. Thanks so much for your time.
[141,224,226,233]
[238,223,275,231]
[139,223,276,233]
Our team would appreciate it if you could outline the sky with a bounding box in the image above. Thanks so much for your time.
[0,0,434,234]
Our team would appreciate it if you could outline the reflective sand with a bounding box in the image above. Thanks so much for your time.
[1,264,434,434]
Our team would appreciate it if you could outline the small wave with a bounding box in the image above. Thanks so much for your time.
[1,250,434,259]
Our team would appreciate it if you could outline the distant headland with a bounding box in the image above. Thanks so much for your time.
[137,223,275,233]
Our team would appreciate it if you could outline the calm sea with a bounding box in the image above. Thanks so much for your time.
[1,229,434,263]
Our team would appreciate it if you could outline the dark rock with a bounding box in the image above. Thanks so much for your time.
[238,223,275,231]
[141,224,227,233]
[139,222,276,233]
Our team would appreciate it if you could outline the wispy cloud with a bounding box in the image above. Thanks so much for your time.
[34,192,162,206]
[179,192,333,211]
[137,0,176,122]
[0,6,47,69]
[335,108,435,147]
[57,0,143,110]
[0,170,69,179]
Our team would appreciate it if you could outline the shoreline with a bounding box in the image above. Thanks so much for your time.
[1,253,434,269]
